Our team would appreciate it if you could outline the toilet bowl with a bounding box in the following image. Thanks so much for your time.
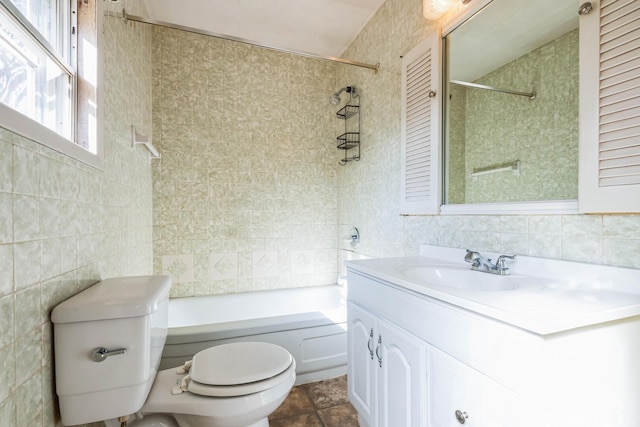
[51,275,296,427]
[138,342,296,427]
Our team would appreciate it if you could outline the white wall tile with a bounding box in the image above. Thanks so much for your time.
[12,146,39,197]
[0,3,154,423]
[13,195,40,242]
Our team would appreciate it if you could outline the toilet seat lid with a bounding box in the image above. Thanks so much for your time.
[190,342,293,386]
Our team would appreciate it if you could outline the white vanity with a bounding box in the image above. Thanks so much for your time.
[346,245,640,427]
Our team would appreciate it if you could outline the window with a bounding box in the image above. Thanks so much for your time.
[0,0,103,168]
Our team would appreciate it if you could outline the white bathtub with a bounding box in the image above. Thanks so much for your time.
[159,285,348,385]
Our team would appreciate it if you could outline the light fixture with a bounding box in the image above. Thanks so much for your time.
[423,0,454,20]
[423,0,471,21]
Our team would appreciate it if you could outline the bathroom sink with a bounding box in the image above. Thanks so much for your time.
[396,264,543,291]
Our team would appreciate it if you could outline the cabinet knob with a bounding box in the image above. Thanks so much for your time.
[455,410,468,424]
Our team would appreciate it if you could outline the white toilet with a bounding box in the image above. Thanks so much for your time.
[51,276,296,427]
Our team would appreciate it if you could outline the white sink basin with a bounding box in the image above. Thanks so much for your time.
[396,264,544,291]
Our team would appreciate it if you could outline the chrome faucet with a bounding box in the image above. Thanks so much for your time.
[464,249,516,275]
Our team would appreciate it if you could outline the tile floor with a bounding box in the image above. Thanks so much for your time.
[269,375,359,426]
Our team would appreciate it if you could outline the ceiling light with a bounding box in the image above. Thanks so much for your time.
[423,0,455,20]
[423,0,471,21]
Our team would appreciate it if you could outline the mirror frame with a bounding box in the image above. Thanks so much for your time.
[439,0,579,215]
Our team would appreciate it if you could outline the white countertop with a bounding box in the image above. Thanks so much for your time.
[345,246,640,335]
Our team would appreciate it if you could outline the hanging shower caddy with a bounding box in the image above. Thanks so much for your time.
[336,87,360,165]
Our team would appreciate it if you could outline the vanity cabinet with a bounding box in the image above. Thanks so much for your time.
[348,271,528,427]
[348,249,640,427]
[427,345,523,427]
[347,301,425,427]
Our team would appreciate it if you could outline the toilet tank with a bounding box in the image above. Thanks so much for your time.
[51,275,172,426]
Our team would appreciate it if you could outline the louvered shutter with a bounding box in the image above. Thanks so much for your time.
[400,33,441,214]
[579,0,640,212]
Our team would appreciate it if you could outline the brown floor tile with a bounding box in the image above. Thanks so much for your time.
[302,375,350,410]
[269,412,324,427]
[270,387,314,420]
[317,402,360,427]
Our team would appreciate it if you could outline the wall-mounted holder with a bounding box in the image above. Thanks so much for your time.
[344,227,360,249]
[335,87,360,166]
[132,125,161,163]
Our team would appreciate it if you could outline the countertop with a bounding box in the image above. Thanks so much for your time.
[345,246,640,335]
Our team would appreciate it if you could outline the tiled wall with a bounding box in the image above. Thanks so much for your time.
[336,0,640,274]
[448,29,579,204]
[151,28,339,297]
[0,1,153,425]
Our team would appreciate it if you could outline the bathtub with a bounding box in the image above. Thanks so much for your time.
[159,284,348,385]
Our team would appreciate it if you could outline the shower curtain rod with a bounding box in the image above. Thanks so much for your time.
[108,10,380,73]
[450,80,536,100]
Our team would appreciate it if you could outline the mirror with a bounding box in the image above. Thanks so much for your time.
[443,0,579,206]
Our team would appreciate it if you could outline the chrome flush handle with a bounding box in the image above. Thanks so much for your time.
[90,347,127,362]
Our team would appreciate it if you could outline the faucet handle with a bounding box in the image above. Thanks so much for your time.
[495,254,516,271]
[464,249,478,263]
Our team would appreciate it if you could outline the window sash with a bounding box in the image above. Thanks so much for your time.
[0,0,75,141]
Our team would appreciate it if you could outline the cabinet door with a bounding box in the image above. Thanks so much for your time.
[427,346,522,427]
[377,318,426,427]
[400,32,442,214]
[579,0,640,212]
[347,302,377,426]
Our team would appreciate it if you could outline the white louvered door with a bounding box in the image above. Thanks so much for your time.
[579,0,640,212]
[400,33,441,214]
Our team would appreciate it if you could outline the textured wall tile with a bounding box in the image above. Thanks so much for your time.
[501,216,529,234]
[0,343,16,403]
[40,238,61,281]
[528,216,561,236]
[15,328,41,386]
[0,294,14,347]
[528,234,561,259]
[0,192,12,244]
[562,215,602,237]
[210,252,238,280]
[15,285,42,336]
[0,396,16,427]
[561,235,602,264]
[0,244,12,297]
[500,233,528,255]
[162,254,194,283]
[13,241,41,289]
[15,370,42,426]
[12,145,39,197]
[251,251,279,278]
[152,29,337,294]
[39,156,61,200]
[603,216,640,239]
[0,139,11,193]
[603,239,640,269]
[13,194,40,242]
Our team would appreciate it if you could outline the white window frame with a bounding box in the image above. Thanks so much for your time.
[0,0,103,169]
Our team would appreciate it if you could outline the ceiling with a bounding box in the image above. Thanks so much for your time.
[139,0,386,58]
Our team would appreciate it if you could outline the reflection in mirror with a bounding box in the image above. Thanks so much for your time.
[443,0,579,205]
